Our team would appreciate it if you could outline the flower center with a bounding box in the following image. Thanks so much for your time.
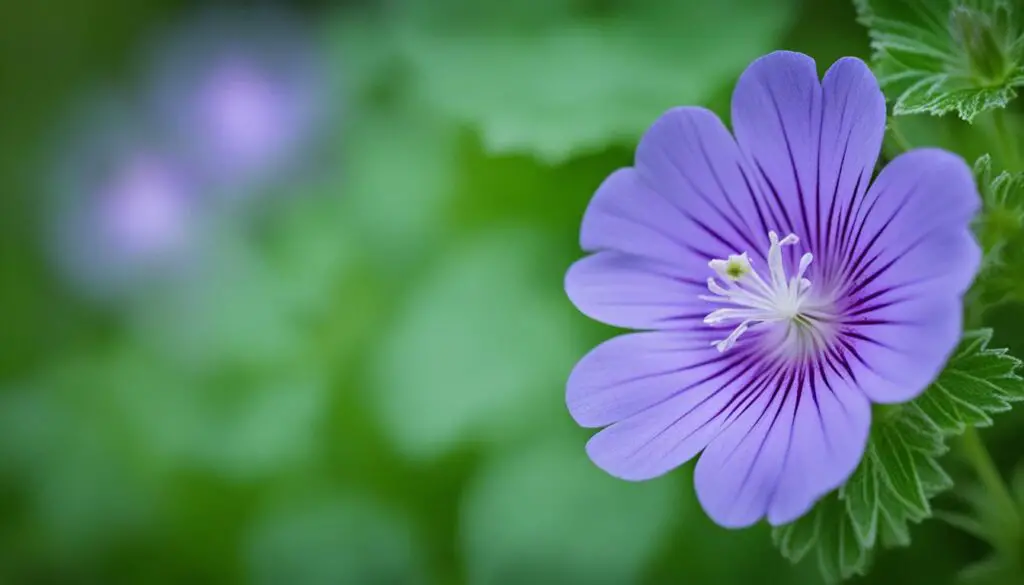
[701,231,828,353]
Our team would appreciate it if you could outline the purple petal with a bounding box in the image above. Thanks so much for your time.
[730,51,822,241]
[845,295,964,404]
[567,331,723,428]
[816,57,886,264]
[764,373,871,524]
[838,149,980,403]
[583,107,772,265]
[693,364,871,527]
[837,149,980,292]
[564,251,706,330]
[582,344,758,481]
[580,168,699,262]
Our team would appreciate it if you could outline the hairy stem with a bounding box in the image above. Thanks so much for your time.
[991,108,1020,172]
[959,426,1020,555]
[886,117,914,154]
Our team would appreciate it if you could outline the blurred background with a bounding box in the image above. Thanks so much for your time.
[1,0,1022,583]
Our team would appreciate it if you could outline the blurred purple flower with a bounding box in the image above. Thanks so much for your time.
[93,153,190,260]
[144,8,332,191]
[564,52,981,528]
[50,100,198,298]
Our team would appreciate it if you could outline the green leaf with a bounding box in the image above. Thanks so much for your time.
[341,100,460,274]
[855,0,1024,121]
[774,329,1024,580]
[0,381,160,559]
[246,494,428,585]
[771,508,821,563]
[369,226,587,460]
[775,496,872,583]
[132,191,366,370]
[968,155,1024,307]
[460,438,683,585]
[958,555,1023,584]
[395,0,798,163]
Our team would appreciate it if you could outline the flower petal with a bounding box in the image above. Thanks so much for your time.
[583,344,763,481]
[765,372,871,525]
[584,107,771,264]
[564,251,706,330]
[816,57,886,263]
[844,294,964,404]
[838,148,980,294]
[580,168,692,261]
[567,331,724,428]
[837,149,981,403]
[731,51,822,240]
[693,363,871,527]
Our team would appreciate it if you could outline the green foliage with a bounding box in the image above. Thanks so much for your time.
[0,381,161,561]
[369,227,586,460]
[395,0,798,163]
[855,0,1024,121]
[973,154,1024,251]
[340,101,460,273]
[246,494,427,585]
[773,329,1024,582]
[936,457,1024,583]
[460,438,684,585]
[969,154,1024,308]
[11,0,1024,582]
[131,189,370,370]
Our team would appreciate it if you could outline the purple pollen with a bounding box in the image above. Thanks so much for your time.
[563,51,981,528]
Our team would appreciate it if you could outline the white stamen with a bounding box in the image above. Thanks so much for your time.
[703,231,822,352]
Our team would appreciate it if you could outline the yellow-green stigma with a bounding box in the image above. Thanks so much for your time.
[725,258,749,280]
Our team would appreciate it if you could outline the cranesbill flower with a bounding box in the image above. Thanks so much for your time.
[564,51,981,528]
[144,8,330,191]
[49,97,199,299]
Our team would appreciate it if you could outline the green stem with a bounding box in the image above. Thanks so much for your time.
[991,108,1020,172]
[887,117,914,154]
[959,427,1020,549]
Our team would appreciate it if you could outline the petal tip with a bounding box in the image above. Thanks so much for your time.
[584,431,672,482]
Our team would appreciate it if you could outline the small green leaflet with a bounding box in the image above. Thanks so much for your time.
[973,154,1024,252]
[773,329,1024,583]
[969,155,1024,308]
[854,0,1024,121]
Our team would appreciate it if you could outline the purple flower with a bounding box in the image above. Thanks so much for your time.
[48,96,200,299]
[564,51,981,528]
[54,148,197,297]
[92,153,192,260]
[145,8,331,190]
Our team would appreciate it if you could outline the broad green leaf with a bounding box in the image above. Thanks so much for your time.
[774,329,1024,580]
[855,0,1024,121]
[21,345,335,480]
[369,226,587,460]
[0,379,160,559]
[396,0,798,163]
[460,439,682,585]
[246,494,428,585]
[131,187,374,370]
[113,367,332,479]
[340,101,460,275]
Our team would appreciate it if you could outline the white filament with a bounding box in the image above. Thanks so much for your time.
[701,231,815,352]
